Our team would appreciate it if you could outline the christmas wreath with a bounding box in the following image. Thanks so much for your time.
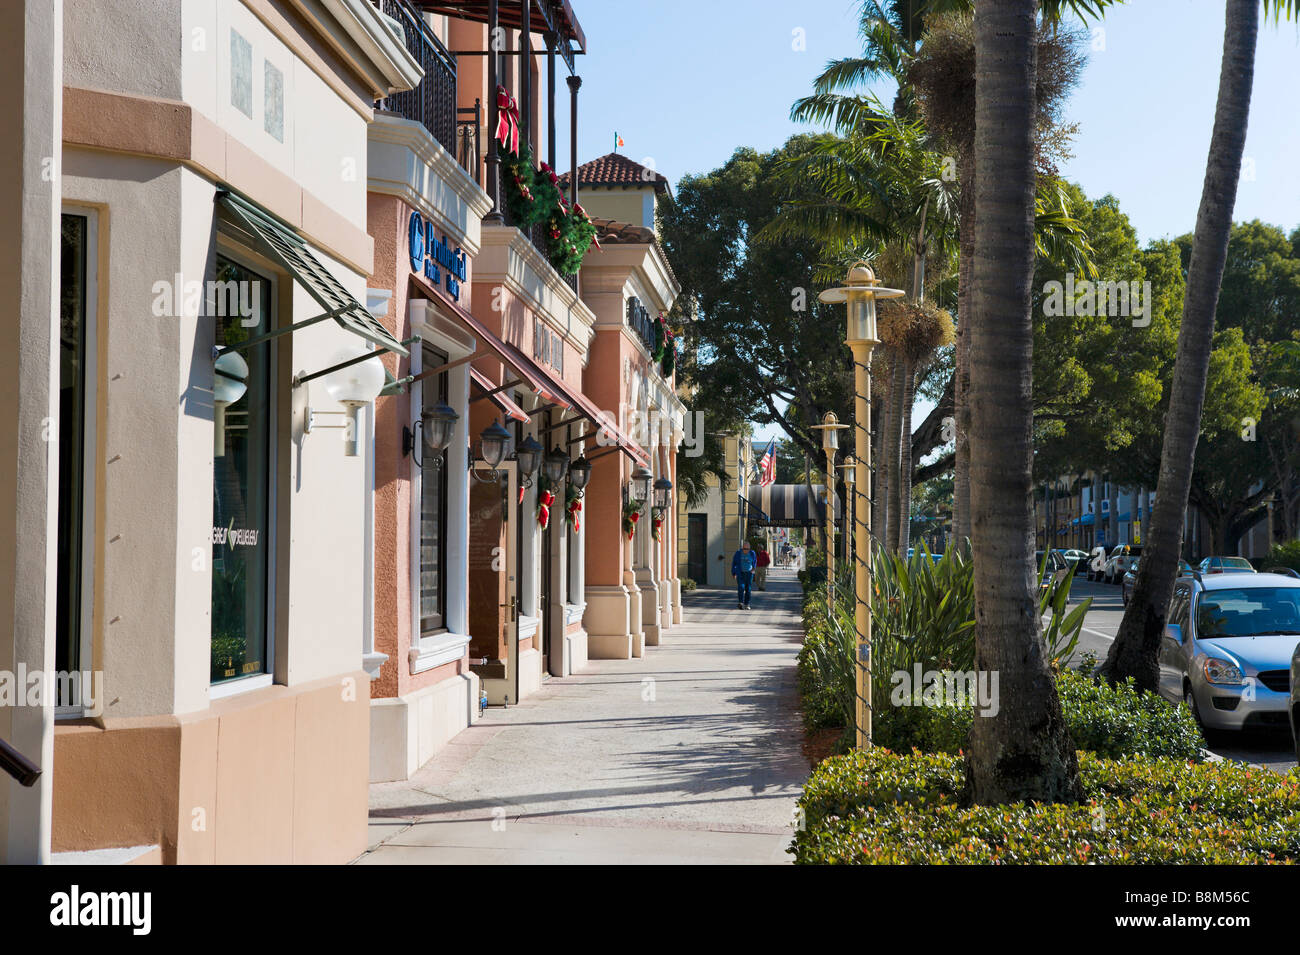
[501,144,546,229]
[536,473,556,529]
[622,500,642,540]
[499,147,599,277]
[564,483,582,533]
[651,313,667,362]
[660,327,676,378]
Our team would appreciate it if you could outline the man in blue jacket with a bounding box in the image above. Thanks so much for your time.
[731,540,757,609]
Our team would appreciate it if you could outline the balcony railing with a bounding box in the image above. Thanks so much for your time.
[373,0,457,156]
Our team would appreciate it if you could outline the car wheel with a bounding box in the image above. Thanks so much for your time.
[1184,686,1218,746]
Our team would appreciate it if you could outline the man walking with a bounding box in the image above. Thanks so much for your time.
[731,540,757,609]
[755,543,771,590]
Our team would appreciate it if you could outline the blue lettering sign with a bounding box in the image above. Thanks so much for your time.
[408,210,468,302]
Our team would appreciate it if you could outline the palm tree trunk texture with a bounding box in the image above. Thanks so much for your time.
[878,353,899,554]
[1101,0,1259,689]
[953,172,975,552]
[897,359,916,553]
[965,0,1081,806]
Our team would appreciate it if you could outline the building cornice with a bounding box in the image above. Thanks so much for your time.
[367,114,493,256]
[310,0,425,95]
[475,225,597,354]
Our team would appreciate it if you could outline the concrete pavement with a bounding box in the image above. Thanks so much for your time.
[358,569,808,864]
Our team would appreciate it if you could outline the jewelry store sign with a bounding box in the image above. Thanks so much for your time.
[409,210,468,301]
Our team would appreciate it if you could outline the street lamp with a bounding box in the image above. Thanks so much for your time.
[839,455,856,566]
[819,261,904,750]
[810,412,849,614]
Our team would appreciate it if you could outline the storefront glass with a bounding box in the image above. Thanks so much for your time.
[56,214,88,697]
[211,255,272,684]
[419,344,449,633]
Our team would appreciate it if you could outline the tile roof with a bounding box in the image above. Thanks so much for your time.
[590,217,655,245]
[559,152,670,193]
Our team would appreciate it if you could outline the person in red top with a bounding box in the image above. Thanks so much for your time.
[755,543,771,590]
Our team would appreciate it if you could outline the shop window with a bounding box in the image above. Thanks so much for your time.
[230,30,253,118]
[419,344,449,633]
[56,213,92,704]
[211,256,272,685]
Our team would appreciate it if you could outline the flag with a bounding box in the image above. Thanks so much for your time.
[615,132,625,150]
[758,440,776,488]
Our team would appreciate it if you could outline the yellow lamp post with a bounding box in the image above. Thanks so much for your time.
[838,456,856,568]
[819,262,904,749]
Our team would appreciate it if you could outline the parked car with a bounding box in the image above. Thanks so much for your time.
[1124,557,1194,604]
[1198,555,1256,575]
[1035,550,1071,592]
[1103,544,1142,585]
[1060,549,1089,574]
[1268,566,1300,579]
[1292,640,1300,763]
[1157,571,1300,734]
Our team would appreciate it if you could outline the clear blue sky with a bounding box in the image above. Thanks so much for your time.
[556,1,1300,444]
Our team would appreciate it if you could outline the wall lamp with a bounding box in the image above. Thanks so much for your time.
[304,346,388,457]
[514,435,544,488]
[469,419,515,484]
[544,446,571,485]
[405,401,459,469]
[651,477,673,517]
[626,465,653,508]
[567,455,592,498]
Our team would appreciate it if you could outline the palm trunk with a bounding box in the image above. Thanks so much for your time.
[965,0,1080,806]
[953,177,975,553]
[1101,0,1259,689]
[897,359,916,553]
[878,352,899,554]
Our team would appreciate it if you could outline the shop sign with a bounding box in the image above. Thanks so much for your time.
[409,210,468,301]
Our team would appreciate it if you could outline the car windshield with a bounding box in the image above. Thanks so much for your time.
[1195,587,1300,638]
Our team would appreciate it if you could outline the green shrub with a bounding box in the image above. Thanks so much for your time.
[1260,539,1300,573]
[791,748,1300,864]
[870,669,1205,762]
[680,578,697,592]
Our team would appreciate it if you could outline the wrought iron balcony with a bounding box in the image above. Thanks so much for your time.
[373,0,458,157]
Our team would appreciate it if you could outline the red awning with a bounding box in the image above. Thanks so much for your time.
[470,366,528,423]
[408,273,649,466]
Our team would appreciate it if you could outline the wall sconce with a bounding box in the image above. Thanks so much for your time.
[514,435,544,488]
[213,350,248,457]
[627,465,653,508]
[567,454,591,497]
[470,419,515,484]
[652,477,673,517]
[544,445,570,484]
[405,401,459,469]
[305,347,387,456]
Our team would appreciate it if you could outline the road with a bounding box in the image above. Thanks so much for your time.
[1065,575,1297,774]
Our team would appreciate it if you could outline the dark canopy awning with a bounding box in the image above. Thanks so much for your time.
[745,484,841,528]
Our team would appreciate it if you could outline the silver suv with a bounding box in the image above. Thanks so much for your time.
[1158,572,1299,733]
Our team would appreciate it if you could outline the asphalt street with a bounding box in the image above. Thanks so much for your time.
[1065,575,1297,774]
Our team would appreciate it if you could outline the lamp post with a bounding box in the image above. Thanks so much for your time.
[839,455,856,567]
[819,262,904,749]
[810,412,848,615]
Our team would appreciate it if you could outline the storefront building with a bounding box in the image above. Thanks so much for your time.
[1,0,423,864]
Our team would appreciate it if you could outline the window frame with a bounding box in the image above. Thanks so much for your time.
[415,342,451,636]
[208,246,279,699]
[55,207,100,717]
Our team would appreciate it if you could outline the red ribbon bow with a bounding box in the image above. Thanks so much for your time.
[495,86,520,155]
[567,499,582,532]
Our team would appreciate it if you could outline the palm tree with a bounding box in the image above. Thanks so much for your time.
[964,0,1081,805]
[1100,0,1295,688]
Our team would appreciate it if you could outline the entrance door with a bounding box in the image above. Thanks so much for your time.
[687,513,707,584]
[469,461,517,704]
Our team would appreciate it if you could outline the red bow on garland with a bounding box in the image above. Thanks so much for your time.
[652,517,663,542]
[626,510,640,540]
[495,86,520,155]
[567,498,582,532]
[538,489,555,529]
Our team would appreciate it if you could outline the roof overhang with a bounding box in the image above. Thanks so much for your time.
[318,0,425,96]
[416,0,585,72]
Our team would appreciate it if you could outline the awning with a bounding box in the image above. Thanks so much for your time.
[470,366,528,423]
[408,273,649,465]
[745,484,841,528]
[216,192,407,363]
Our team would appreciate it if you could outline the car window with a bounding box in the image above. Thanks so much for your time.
[1193,587,1300,637]
[1169,589,1189,637]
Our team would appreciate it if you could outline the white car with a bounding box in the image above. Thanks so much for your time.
[1103,545,1142,585]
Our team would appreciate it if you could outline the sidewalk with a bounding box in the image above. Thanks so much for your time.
[359,569,808,864]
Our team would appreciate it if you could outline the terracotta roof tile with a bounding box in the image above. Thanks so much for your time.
[559,152,670,193]
[590,217,655,245]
